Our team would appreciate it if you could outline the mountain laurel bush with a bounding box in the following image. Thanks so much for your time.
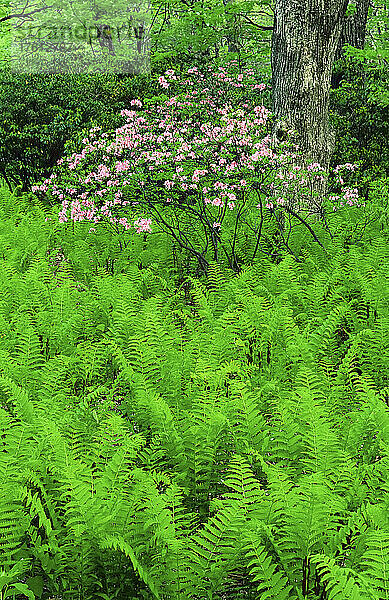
[34,65,363,273]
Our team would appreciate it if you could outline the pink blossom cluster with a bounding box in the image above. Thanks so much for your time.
[40,65,275,231]
[329,163,360,210]
[35,63,359,237]
[134,218,152,233]
[330,187,361,210]
[32,172,56,193]
[333,163,359,186]
[334,163,358,173]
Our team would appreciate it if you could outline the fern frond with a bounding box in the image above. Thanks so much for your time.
[243,530,298,600]
[0,376,35,423]
[101,535,161,599]
[360,531,389,600]
[311,554,375,600]
[223,455,263,515]
[186,500,244,595]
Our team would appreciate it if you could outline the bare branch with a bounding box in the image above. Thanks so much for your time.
[0,4,53,24]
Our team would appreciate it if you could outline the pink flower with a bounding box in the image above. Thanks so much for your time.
[134,218,152,233]
[158,76,170,89]
[52,64,310,246]
[165,69,177,80]
[119,218,130,229]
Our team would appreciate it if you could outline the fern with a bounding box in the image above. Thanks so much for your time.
[0,183,388,598]
[243,531,297,600]
[360,532,389,600]
[313,555,376,599]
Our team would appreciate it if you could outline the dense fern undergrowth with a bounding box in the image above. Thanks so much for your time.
[0,183,388,600]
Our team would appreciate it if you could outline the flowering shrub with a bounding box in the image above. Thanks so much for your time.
[37,64,360,271]
[329,163,363,211]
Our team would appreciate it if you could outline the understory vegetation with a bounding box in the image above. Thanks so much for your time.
[0,177,388,599]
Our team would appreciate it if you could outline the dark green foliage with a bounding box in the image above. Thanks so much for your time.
[0,184,388,599]
[331,54,389,181]
[0,71,157,192]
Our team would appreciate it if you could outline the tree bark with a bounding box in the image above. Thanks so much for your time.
[335,0,370,61]
[331,0,370,88]
[271,0,349,172]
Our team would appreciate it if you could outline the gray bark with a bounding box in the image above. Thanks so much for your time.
[335,0,370,61]
[271,0,349,172]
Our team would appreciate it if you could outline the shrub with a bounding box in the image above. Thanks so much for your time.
[39,65,362,273]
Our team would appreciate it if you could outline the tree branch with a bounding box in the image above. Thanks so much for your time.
[0,4,53,23]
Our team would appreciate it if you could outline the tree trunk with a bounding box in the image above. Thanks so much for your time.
[223,0,240,53]
[335,0,370,61]
[331,0,370,88]
[271,0,349,172]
